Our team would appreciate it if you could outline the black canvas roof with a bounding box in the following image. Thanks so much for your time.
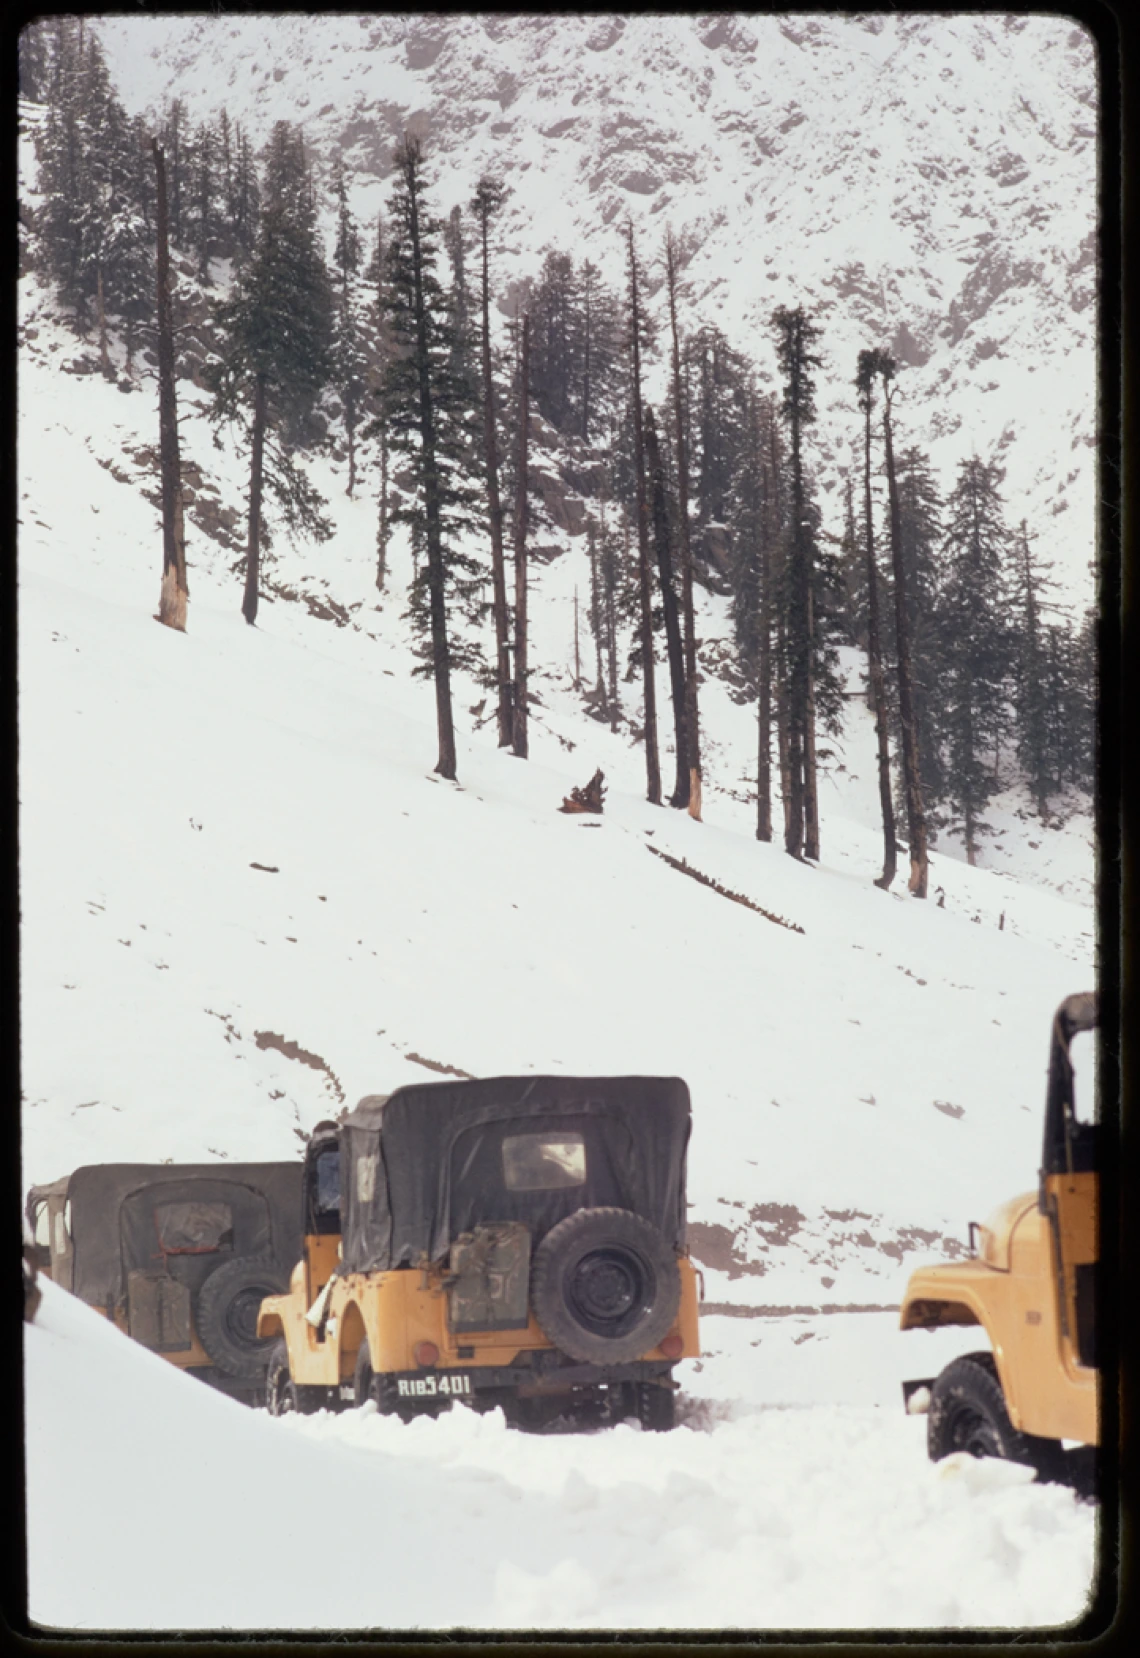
[340,1075,690,1273]
[57,1162,303,1307]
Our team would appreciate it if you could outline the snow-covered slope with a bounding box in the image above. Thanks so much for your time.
[92,10,1098,599]
[26,1276,1096,1630]
[18,279,1094,1312]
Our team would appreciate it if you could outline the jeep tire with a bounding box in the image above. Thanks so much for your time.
[530,1207,681,1364]
[196,1256,292,1383]
[354,1339,448,1421]
[928,1352,1066,1481]
[265,1338,321,1416]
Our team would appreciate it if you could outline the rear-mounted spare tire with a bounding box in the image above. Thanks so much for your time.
[530,1207,680,1364]
[195,1256,291,1383]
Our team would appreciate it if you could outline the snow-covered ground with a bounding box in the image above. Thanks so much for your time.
[17,27,1101,1630]
[26,1278,1097,1632]
[17,295,1100,1626]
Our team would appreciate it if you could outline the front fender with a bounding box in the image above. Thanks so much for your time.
[256,1293,289,1340]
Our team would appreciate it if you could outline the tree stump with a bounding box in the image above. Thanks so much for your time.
[559,768,606,814]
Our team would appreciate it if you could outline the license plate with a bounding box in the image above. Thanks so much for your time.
[396,1372,472,1398]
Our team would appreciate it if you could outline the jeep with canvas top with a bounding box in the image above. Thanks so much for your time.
[257,1074,700,1429]
[25,1161,303,1400]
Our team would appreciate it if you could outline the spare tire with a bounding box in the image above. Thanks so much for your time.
[530,1207,680,1364]
[195,1256,291,1383]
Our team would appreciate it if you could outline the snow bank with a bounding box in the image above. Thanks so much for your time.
[25,1280,1096,1632]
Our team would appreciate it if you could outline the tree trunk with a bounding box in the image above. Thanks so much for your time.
[862,391,896,890]
[604,495,620,732]
[345,346,357,499]
[666,234,702,821]
[376,420,389,591]
[242,372,267,626]
[511,313,530,760]
[803,580,820,860]
[588,519,606,709]
[627,225,661,806]
[153,142,188,633]
[478,208,513,747]
[786,442,807,860]
[96,265,111,378]
[1020,523,1047,819]
[644,406,689,807]
[883,380,928,896]
[407,161,457,780]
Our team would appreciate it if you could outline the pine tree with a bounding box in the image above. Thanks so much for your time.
[855,349,897,889]
[644,406,689,806]
[665,228,702,820]
[469,175,513,747]
[530,251,580,434]
[37,21,150,357]
[894,445,944,809]
[153,139,187,631]
[579,259,621,442]
[378,136,485,778]
[771,305,823,860]
[188,118,217,281]
[207,121,334,625]
[229,124,260,263]
[1012,518,1058,818]
[19,19,52,101]
[937,455,1014,862]
[728,383,782,842]
[879,354,930,894]
[444,204,475,395]
[625,222,661,806]
[330,156,368,498]
[163,98,188,247]
[512,311,531,759]
[597,482,624,731]
[365,212,393,588]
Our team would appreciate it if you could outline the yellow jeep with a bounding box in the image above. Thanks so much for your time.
[900,992,1099,1486]
[258,1075,700,1430]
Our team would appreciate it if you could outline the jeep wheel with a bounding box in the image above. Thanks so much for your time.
[353,1339,383,1409]
[928,1353,1066,1481]
[265,1339,321,1416]
[530,1207,681,1365]
[196,1257,292,1384]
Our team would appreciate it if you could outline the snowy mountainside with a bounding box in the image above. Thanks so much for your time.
[92,10,1099,602]
[18,269,1094,1318]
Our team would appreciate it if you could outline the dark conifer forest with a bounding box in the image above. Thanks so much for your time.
[20,17,1095,877]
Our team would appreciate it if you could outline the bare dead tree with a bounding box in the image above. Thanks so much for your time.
[153,140,188,632]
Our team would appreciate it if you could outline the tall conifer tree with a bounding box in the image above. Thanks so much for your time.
[379,136,485,778]
[207,121,334,625]
[855,349,897,890]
